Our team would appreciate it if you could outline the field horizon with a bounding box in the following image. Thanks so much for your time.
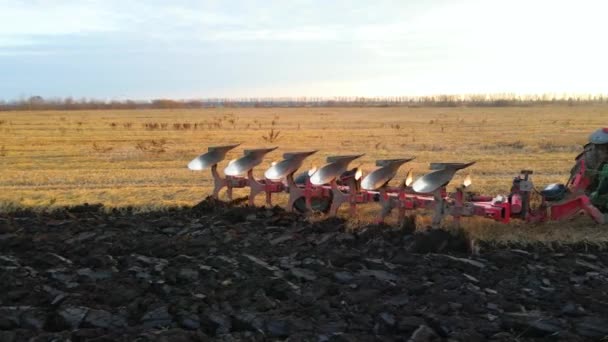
[3,92,608,112]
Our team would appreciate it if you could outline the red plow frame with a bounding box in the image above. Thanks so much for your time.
[187,142,606,228]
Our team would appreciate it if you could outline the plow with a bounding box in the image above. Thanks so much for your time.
[188,128,608,228]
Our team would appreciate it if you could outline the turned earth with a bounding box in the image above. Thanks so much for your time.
[1,198,607,341]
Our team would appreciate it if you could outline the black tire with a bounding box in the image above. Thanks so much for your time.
[293,195,333,214]
[292,170,333,213]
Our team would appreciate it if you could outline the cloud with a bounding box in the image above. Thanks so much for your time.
[0,1,123,36]
[0,36,35,47]
[1,0,607,98]
[0,1,429,49]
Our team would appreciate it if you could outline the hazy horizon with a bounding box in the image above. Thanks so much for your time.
[5,92,608,103]
[2,0,607,99]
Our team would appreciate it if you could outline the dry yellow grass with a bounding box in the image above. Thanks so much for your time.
[1,106,606,242]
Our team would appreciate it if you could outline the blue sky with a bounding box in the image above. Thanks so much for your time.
[1,0,607,99]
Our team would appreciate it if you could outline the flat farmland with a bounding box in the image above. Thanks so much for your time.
[1,105,606,242]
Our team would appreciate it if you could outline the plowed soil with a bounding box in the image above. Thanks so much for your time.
[1,199,607,341]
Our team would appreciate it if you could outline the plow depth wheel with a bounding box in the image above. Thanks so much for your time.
[293,195,333,214]
[292,170,333,214]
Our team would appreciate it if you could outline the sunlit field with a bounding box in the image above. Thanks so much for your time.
[1,105,606,242]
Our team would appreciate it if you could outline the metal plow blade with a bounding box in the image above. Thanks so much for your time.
[264,150,318,180]
[309,154,364,186]
[224,147,278,176]
[188,144,240,170]
[361,158,415,191]
[413,162,475,193]
[429,162,476,171]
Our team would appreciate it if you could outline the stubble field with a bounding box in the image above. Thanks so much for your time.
[1,105,607,242]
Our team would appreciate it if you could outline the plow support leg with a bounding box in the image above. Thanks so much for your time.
[378,189,392,224]
[550,195,605,224]
[583,204,606,224]
[226,185,233,201]
[453,188,464,228]
[377,188,398,224]
[247,170,269,206]
[266,191,272,207]
[329,180,348,217]
[305,181,313,212]
[211,165,226,199]
[286,173,302,213]
[431,189,445,229]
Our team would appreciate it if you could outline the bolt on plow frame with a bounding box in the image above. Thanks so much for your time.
[188,128,608,227]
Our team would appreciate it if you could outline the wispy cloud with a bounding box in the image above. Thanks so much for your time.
[0,1,123,36]
[1,0,607,98]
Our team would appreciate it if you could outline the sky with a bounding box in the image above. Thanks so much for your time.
[1,0,607,100]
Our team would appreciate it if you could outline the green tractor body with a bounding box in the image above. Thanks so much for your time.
[591,164,608,212]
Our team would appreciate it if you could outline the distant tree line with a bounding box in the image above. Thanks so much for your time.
[1,94,608,111]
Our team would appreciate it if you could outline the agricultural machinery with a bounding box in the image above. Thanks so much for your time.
[187,128,608,227]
